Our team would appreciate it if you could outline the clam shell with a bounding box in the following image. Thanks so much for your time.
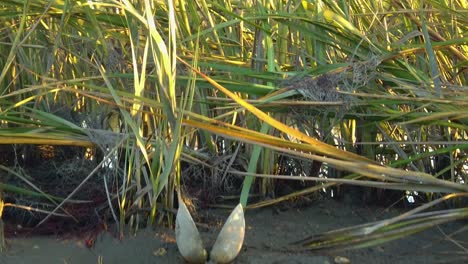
[209,204,245,264]
[175,197,207,264]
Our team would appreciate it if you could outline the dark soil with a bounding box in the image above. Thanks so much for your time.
[1,198,466,264]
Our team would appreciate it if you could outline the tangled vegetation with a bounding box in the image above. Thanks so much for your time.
[0,0,467,252]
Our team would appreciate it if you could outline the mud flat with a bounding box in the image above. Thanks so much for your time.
[1,199,466,264]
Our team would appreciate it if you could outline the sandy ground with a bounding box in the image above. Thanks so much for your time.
[1,199,466,264]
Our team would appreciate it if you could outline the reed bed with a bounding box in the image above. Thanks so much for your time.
[0,0,467,252]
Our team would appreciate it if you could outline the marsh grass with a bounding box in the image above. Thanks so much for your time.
[0,0,467,252]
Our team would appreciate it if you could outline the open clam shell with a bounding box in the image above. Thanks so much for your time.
[209,204,245,264]
[175,197,207,264]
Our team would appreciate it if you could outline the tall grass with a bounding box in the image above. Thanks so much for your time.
[0,0,467,250]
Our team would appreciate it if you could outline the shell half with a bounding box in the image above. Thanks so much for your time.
[175,197,207,264]
[209,204,245,264]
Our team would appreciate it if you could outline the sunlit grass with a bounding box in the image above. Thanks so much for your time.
[0,0,466,251]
